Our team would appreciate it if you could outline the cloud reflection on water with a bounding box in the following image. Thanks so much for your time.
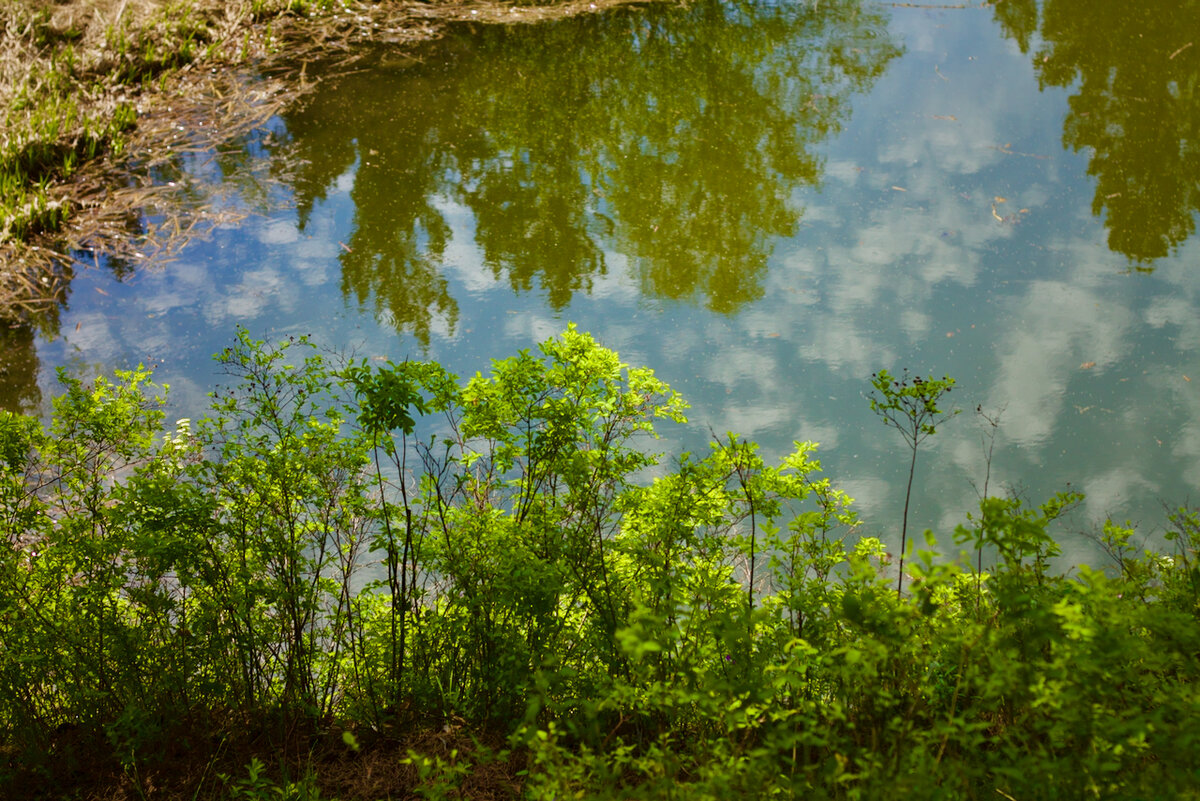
[21,0,1200,563]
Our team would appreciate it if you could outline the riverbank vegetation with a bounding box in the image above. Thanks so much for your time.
[2,328,1198,799]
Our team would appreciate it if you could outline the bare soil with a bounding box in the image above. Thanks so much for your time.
[5,710,524,800]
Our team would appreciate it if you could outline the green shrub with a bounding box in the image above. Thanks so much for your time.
[2,327,1198,799]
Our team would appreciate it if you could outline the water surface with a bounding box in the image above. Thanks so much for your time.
[15,0,1200,561]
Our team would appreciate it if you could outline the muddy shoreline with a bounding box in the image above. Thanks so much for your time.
[0,0,663,328]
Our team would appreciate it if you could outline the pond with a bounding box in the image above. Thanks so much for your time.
[7,0,1200,563]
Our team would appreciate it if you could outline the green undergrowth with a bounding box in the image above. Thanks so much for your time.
[2,327,1199,799]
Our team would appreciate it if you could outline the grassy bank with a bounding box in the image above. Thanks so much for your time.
[0,0,320,321]
[0,0,650,325]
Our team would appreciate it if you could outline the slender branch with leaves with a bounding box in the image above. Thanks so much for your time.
[867,369,958,597]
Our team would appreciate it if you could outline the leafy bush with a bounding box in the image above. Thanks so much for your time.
[1,326,1198,799]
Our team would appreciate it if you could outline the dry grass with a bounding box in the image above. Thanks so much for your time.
[0,0,661,330]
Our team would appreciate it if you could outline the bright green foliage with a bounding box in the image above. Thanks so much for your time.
[376,324,693,721]
[0,367,170,742]
[868,368,958,596]
[220,756,323,801]
[1,328,1199,800]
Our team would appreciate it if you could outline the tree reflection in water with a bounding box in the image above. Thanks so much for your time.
[274,0,901,342]
[994,0,1200,265]
[0,326,41,414]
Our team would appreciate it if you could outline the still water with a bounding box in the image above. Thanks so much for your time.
[10,0,1200,561]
